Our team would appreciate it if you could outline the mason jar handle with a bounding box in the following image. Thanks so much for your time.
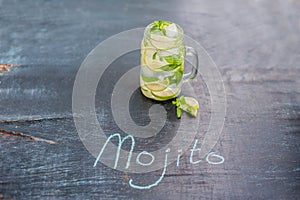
[183,46,198,83]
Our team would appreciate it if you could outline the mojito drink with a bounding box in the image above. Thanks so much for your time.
[140,20,185,101]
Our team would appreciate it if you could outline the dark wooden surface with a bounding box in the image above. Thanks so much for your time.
[0,0,299,199]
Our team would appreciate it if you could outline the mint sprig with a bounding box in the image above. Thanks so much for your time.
[172,96,185,118]
[160,55,183,71]
[172,98,182,118]
[150,20,172,36]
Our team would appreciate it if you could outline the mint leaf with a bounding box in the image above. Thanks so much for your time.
[172,98,182,118]
[154,20,161,27]
[161,55,183,72]
[152,52,157,60]
[141,74,159,82]
[178,96,186,105]
[176,107,182,118]
[164,55,183,66]
[150,25,159,33]
[172,98,180,107]
[174,69,183,85]
[160,61,182,71]
[160,64,176,71]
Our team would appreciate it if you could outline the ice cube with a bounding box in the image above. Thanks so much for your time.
[158,48,179,57]
[165,23,178,37]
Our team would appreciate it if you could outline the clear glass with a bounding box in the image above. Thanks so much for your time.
[140,21,198,101]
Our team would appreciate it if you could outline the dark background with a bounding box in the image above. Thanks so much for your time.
[0,0,299,199]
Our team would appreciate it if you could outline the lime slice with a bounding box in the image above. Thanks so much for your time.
[141,48,169,71]
[144,79,169,91]
[180,96,199,117]
[150,34,178,50]
[141,86,155,99]
[151,87,180,100]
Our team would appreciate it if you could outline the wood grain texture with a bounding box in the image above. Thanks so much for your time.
[0,0,299,199]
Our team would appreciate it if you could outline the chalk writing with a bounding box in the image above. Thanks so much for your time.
[129,148,170,189]
[190,139,202,164]
[136,151,155,166]
[176,149,182,167]
[93,133,135,169]
[93,133,225,189]
[206,152,225,164]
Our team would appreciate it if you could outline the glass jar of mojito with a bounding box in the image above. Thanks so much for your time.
[140,20,198,101]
